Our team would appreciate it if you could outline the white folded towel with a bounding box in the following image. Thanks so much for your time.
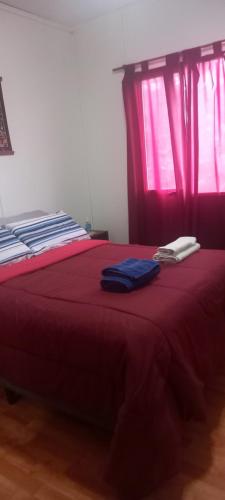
[153,242,200,263]
[158,236,197,256]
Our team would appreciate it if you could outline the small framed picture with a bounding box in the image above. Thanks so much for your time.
[0,78,13,155]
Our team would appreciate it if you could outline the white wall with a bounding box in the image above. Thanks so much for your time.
[73,0,225,242]
[0,6,77,220]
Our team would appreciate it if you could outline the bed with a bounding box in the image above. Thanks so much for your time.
[1,237,225,499]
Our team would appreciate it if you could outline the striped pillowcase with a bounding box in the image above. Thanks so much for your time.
[0,228,31,265]
[6,211,90,254]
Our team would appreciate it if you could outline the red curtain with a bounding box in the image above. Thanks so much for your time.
[123,43,225,248]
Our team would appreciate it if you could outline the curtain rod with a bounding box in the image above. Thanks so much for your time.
[112,39,225,73]
[113,57,161,73]
[113,65,125,73]
[113,55,163,72]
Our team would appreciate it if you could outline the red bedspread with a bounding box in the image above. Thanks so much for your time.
[1,241,225,499]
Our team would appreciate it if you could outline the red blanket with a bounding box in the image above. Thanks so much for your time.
[1,241,225,498]
[0,239,108,284]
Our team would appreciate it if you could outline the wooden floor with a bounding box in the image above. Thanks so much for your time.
[0,378,225,500]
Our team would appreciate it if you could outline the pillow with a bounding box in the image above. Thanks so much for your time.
[0,228,31,265]
[6,211,90,254]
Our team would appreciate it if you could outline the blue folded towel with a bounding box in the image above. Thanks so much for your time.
[101,258,160,292]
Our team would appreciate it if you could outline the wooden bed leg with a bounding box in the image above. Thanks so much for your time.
[4,388,21,405]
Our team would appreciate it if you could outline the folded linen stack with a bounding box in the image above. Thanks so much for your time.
[101,258,160,292]
[153,236,200,263]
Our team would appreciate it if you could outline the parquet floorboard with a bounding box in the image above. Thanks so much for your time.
[0,378,225,499]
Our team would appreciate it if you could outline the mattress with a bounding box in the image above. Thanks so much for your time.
[0,239,225,498]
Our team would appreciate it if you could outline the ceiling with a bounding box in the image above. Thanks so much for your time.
[0,0,138,29]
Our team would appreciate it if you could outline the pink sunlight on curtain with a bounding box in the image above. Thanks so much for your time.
[198,58,225,193]
[142,75,177,191]
[123,45,225,248]
[142,58,225,194]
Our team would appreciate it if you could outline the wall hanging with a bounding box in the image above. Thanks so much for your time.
[0,78,13,155]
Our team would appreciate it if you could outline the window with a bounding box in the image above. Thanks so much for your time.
[142,57,225,193]
[142,76,176,191]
